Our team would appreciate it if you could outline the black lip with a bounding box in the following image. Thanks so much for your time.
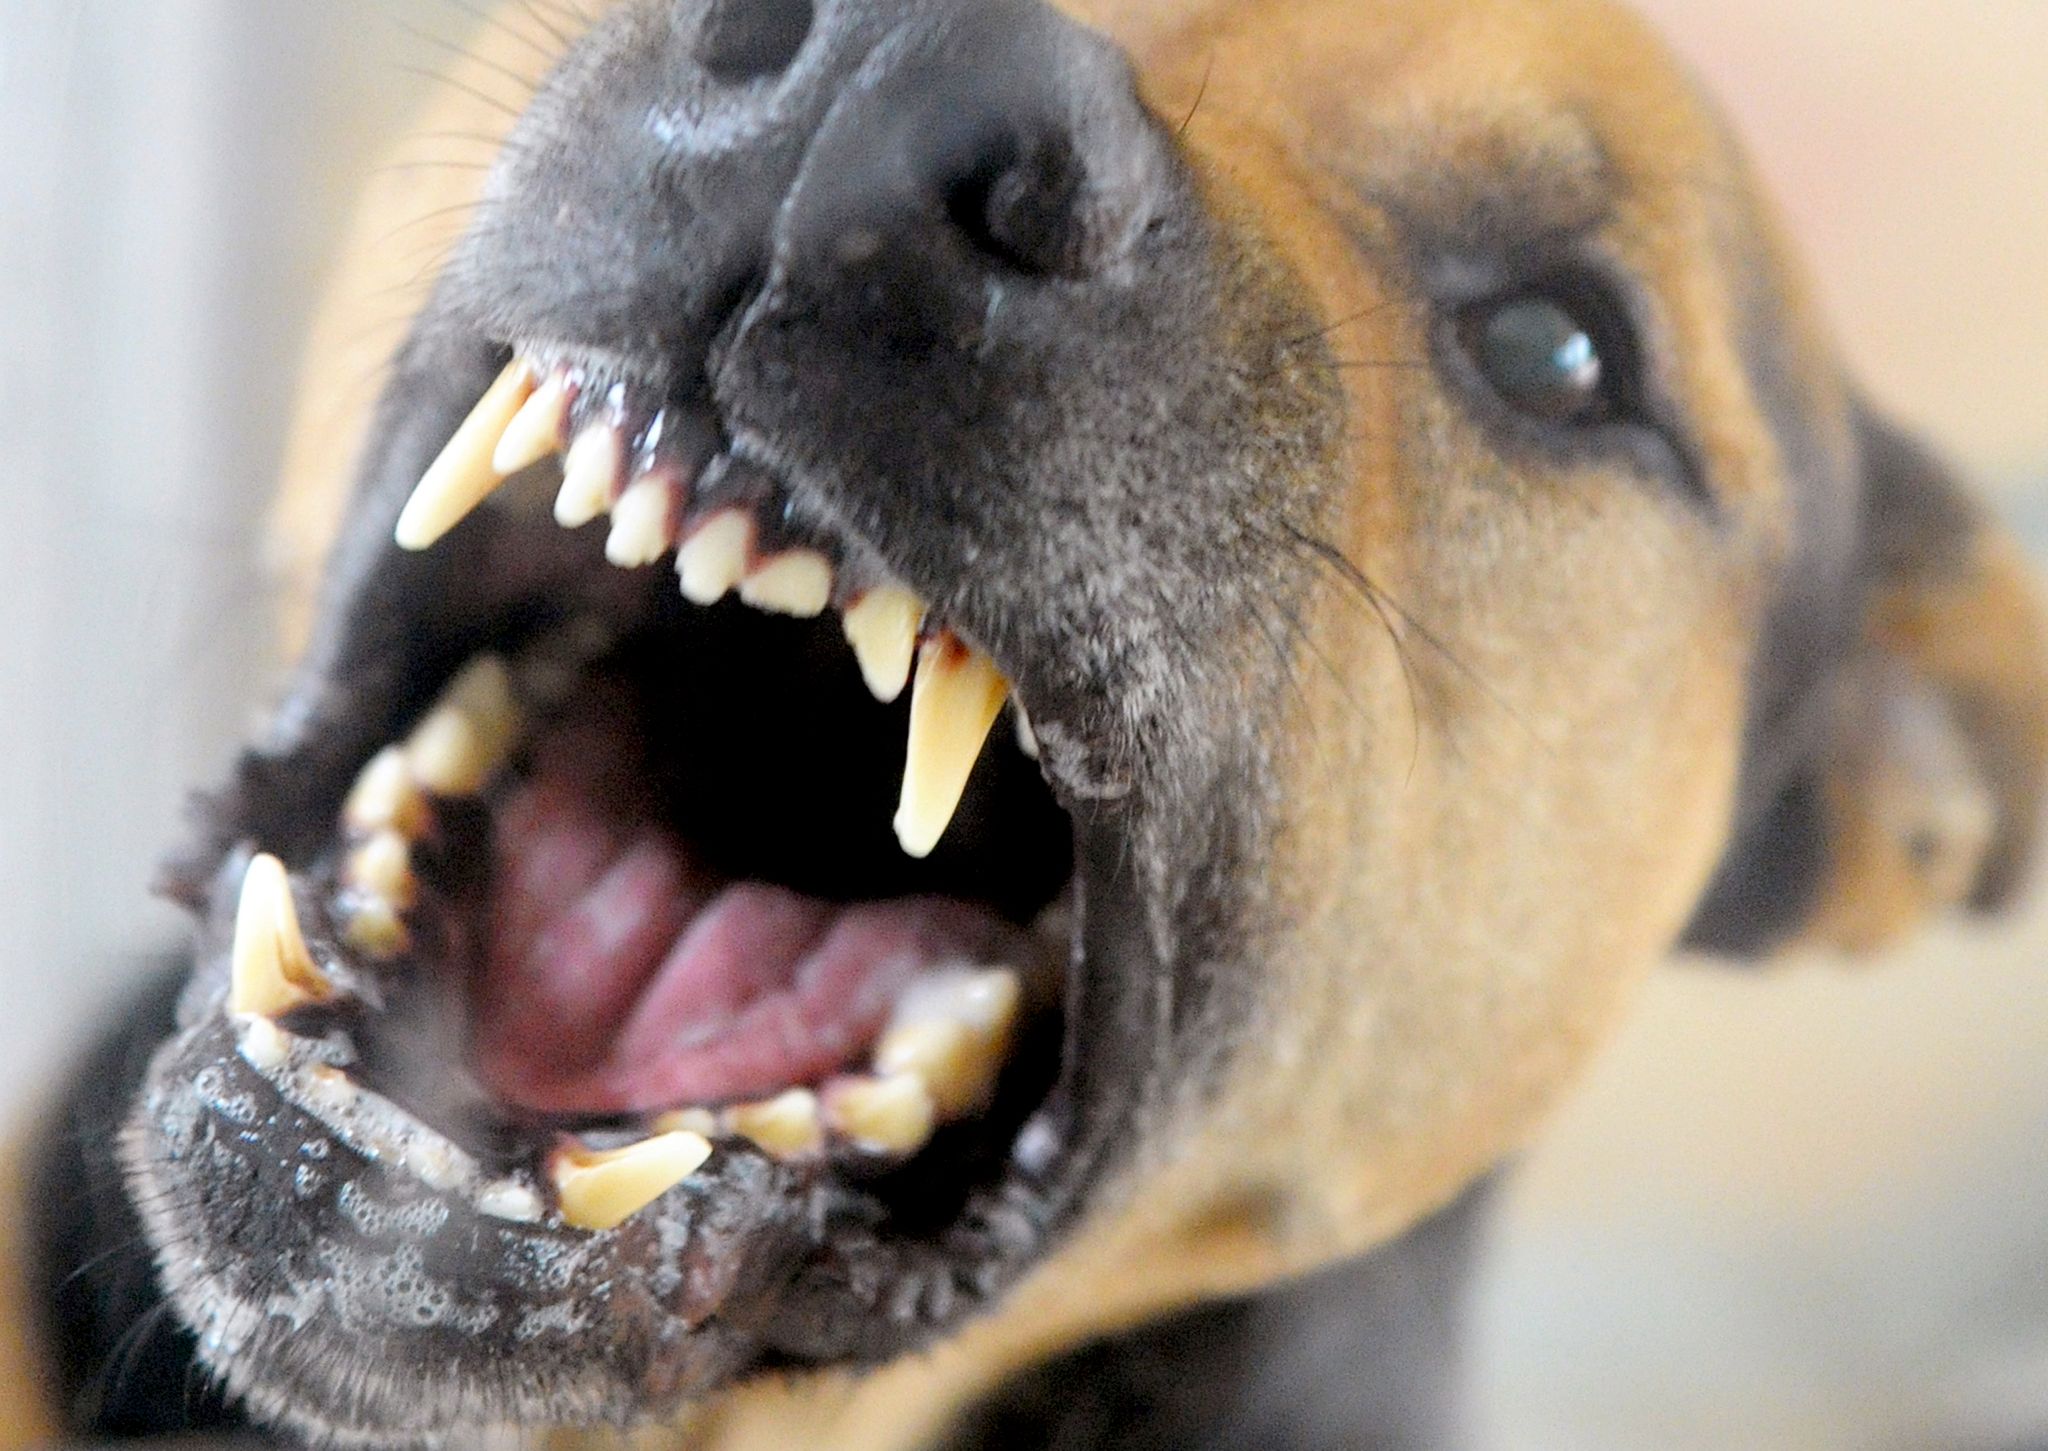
[131,389,1164,1440]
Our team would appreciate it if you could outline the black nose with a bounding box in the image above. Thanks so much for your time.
[696,0,816,82]
[773,0,1171,341]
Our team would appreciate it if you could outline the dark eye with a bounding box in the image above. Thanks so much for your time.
[1459,293,1617,426]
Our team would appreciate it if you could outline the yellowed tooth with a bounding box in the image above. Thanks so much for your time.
[555,423,622,528]
[394,358,537,551]
[726,1089,825,1160]
[738,551,834,619]
[342,747,431,840]
[605,477,676,567]
[874,968,1022,1118]
[824,1075,937,1156]
[894,636,1009,859]
[230,853,334,1018]
[676,510,753,605]
[553,1131,713,1232]
[842,586,924,703]
[493,369,574,476]
[345,829,418,910]
[652,1108,720,1139]
[405,655,522,798]
[342,899,410,961]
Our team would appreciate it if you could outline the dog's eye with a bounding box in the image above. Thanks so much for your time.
[1459,294,1616,426]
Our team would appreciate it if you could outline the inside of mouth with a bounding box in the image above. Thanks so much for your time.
[462,606,1072,1115]
[311,580,1075,1203]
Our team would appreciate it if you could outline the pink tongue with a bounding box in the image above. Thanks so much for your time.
[469,718,1013,1115]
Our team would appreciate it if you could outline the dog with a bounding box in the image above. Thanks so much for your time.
[8,0,2045,1446]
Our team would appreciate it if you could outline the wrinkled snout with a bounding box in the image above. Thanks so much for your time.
[460,0,1174,367]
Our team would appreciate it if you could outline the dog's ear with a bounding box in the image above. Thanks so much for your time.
[1688,409,2048,958]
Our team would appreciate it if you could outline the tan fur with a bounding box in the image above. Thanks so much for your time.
[26,2,2035,1448]
[0,1151,58,1449]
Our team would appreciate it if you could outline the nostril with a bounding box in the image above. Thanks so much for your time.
[953,133,1090,277]
[698,0,814,84]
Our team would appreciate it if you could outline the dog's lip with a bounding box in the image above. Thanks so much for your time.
[129,340,1168,1433]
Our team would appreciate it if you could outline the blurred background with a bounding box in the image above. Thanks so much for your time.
[3,3,2044,1447]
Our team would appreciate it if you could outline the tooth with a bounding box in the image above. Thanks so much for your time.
[726,1089,825,1160]
[553,1131,713,1232]
[605,477,676,568]
[238,1017,292,1072]
[738,551,834,619]
[653,1108,720,1139]
[343,747,431,840]
[874,968,1021,1118]
[345,829,418,910]
[342,900,410,961]
[406,655,522,798]
[477,1180,544,1224]
[1014,703,1040,760]
[676,511,753,605]
[493,370,573,476]
[842,586,924,702]
[555,423,623,528]
[394,358,537,550]
[894,636,1009,859]
[824,1075,937,1156]
[229,853,334,1019]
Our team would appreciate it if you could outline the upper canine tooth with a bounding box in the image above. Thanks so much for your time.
[605,477,676,568]
[552,1131,712,1232]
[726,1089,825,1159]
[894,636,1009,858]
[676,510,753,605]
[556,424,623,528]
[842,587,924,703]
[394,358,537,551]
[738,551,834,619]
[230,853,334,1018]
[406,656,522,798]
[493,370,574,476]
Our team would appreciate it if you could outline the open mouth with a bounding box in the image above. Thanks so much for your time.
[124,345,1143,1436]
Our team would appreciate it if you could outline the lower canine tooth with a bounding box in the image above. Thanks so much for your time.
[894,636,1009,859]
[727,1089,825,1159]
[556,424,623,528]
[677,511,753,605]
[553,1131,712,1232]
[824,1075,936,1156]
[230,854,334,1018]
[738,551,834,619]
[874,968,1021,1118]
[605,477,676,567]
[406,656,522,798]
[842,586,924,703]
[343,747,431,839]
[394,358,536,551]
[493,370,573,475]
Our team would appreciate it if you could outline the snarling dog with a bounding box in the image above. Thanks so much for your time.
[13,0,2047,1446]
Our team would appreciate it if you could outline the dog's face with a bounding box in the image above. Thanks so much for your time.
[121,0,2047,1443]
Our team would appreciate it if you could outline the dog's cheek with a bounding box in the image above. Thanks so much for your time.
[1181,422,1749,1273]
